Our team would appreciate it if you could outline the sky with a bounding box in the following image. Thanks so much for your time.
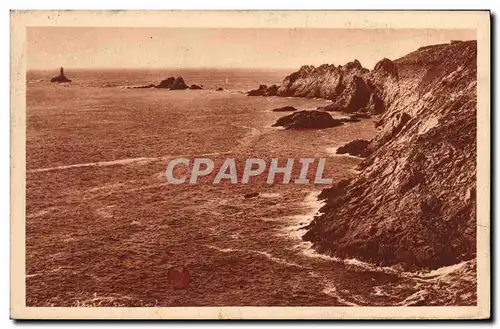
[27,27,476,70]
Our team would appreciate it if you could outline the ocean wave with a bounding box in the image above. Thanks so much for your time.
[285,189,477,305]
[205,244,304,268]
[28,151,234,173]
[325,146,364,160]
[28,157,158,173]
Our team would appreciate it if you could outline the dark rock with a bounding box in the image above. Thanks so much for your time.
[272,110,344,129]
[156,76,189,90]
[275,58,396,115]
[303,40,478,270]
[373,58,398,78]
[248,84,268,96]
[272,106,298,112]
[50,67,71,83]
[349,112,372,120]
[244,192,259,199]
[336,139,370,157]
[128,84,155,89]
[170,77,189,90]
[216,87,224,91]
[339,117,361,123]
[189,84,203,90]
[247,84,279,96]
[156,77,176,89]
[332,76,372,113]
[266,84,279,96]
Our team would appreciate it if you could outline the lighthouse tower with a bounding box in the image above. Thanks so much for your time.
[50,66,71,83]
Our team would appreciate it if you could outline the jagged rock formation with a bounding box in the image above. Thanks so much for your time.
[50,67,71,83]
[156,77,189,90]
[277,58,398,115]
[303,40,477,270]
[247,84,279,96]
[272,110,345,129]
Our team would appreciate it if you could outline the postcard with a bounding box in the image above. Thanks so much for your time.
[10,10,490,319]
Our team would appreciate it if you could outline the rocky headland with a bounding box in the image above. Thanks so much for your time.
[297,40,477,270]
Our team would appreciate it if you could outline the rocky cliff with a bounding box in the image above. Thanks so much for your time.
[302,40,477,270]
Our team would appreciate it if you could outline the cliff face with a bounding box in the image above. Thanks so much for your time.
[278,61,367,99]
[302,41,477,270]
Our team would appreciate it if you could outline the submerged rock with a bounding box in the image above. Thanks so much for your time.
[190,84,203,90]
[50,67,71,83]
[127,84,155,89]
[271,106,298,112]
[272,110,344,129]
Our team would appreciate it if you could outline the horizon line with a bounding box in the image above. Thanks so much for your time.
[27,66,301,71]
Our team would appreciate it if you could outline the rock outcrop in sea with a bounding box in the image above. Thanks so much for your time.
[156,77,189,90]
[190,84,203,90]
[50,67,71,83]
[128,76,204,90]
[272,106,298,112]
[272,110,345,129]
[247,84,279,96]
[302,41,477,270]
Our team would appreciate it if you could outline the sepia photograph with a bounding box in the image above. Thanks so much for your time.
[10,10,490,319]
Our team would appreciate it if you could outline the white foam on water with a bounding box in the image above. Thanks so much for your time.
[29,151,234,174]
[326,146,364,160]
[398,289,429,306]
[322,284,359,306]
[409,259,475,282]
[206,244,303,268]
[279,190,347,263]
[260,192,281,198]
[28,157,159,173]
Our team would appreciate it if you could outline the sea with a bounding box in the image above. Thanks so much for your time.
[25,68,476,307]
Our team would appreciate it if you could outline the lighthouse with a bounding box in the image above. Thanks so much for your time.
[50,66,72,83]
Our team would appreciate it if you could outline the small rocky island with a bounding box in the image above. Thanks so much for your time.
[128,76,203,90]
[272,110,368,129]
[247,84,279,96]
[272,110,345,129]
[50,67,71,83]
